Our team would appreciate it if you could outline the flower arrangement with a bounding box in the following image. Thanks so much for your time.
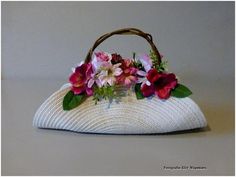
[63,50,192,111]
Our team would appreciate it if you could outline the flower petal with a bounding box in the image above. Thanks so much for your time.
[114,68,123,76]
[146,69,161,83]
[69,72,79,84]
[113,63,122,68]
[137,77,145,83]
[87,79,94,88]
[91,55,100,71]
[164,73,178,89]
[95,51,111,62]
[154,73,178,99]
[130,67,137,74]
[141,84,155,97]
[137,70,147,76]
[124,78,132,86]
[86,87,93,96]
[156,87,171,99]
[71,86,85,95]
[139,54,152,72]
[95,79,102,88]
[107,77,115,86]
[99,76,107,86]
[129,75,137,82]
[85,63,93,75]
[146,80,151,86]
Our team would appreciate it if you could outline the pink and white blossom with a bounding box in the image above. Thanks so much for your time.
[97,63,123,86]
[136,54,153,87]
[138,54,152,72]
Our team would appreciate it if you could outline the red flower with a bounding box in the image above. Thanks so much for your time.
[117,59,138,87]
[141,69,177,99]
[69,63,93,96]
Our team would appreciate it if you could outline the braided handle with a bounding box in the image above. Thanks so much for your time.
[84,28,161,65]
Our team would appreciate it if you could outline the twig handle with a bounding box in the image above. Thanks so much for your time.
[84,28,161,64]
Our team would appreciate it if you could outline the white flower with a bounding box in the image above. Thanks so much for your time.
[97,63,123,86]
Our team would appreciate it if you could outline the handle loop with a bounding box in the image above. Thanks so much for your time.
[84,28,161,65]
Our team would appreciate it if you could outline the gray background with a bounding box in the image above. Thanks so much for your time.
[2,1,235,176]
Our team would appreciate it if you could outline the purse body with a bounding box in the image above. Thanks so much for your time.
[33,84,207,134]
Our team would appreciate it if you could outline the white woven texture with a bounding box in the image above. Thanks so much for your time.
[33,85,207,134]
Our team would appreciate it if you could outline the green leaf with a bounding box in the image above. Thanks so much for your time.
[149,50,167,71]
[171,84,192,98]
[135,83,145,100]
[157,60,168,72]
[63,90,86,111]
[132,52,136,60]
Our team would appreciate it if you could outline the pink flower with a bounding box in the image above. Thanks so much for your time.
[141,69,178,99]
[92,52,112,72]
[69,63,94,96]
[117,59,138,87]
[95,52,111,62]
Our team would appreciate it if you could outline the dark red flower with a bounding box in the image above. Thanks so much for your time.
[69,63,93,96]
[141,68,177,99]
[111,53,123,64]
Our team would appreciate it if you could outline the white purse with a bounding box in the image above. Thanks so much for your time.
[33,28,207,134]
[33,84,206,134]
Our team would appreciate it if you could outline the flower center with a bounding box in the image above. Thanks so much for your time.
[107,69,113,76]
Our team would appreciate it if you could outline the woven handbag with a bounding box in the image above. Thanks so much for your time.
[33,28,207,134]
